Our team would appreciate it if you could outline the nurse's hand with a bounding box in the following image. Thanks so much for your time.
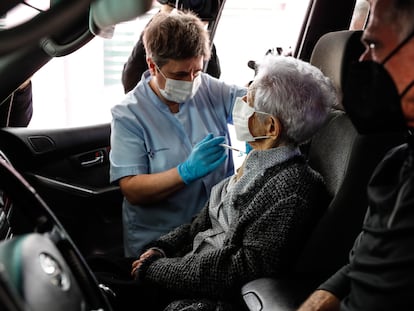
[177,133,227,184]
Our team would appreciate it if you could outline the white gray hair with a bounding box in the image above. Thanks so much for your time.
[251,55,337,145]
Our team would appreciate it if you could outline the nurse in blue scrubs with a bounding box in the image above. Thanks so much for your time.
[110,10,246,257]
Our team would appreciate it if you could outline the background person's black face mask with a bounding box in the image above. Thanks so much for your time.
[343,30,414,135]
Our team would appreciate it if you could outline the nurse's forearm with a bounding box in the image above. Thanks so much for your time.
[119,168,185,205]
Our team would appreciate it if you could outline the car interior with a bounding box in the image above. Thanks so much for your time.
[0,0,407,310]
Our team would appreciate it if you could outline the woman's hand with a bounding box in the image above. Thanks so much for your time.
[131,248,164,279]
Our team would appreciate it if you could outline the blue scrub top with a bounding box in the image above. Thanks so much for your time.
[110,71,246,256]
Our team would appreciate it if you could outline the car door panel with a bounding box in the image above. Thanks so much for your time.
[0,123,123,257]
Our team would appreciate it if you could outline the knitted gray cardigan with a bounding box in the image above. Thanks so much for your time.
[139,155,328,308]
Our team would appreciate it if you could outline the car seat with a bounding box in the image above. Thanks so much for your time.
[241,30,406,311]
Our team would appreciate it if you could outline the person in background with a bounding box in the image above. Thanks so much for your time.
[94,54,336,311]
[121,0,221,93]
[298,0,414,310]
[109,10,246,258]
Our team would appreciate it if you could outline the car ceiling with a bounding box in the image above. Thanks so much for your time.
[0,0,356,104]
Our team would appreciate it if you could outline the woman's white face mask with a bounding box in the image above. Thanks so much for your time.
[156,65,201,103]
[232,97,271,142]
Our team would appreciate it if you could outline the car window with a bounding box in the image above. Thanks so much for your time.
[213,0,310,165]
[3,0,309,168]
[214,0,308,85]
[9,0,308,130]
[2,0,311,170]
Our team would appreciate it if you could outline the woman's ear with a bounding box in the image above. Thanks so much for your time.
[147,58,156,75]
[267,116,282,140]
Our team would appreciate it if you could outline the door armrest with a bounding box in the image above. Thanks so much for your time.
[241,277,315,311]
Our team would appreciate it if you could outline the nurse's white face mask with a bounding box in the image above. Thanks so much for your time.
[156,65,201,103]
[232,97,272,142]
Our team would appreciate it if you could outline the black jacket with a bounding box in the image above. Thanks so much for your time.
[320,141,414,310]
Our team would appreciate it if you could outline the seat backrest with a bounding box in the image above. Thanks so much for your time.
[241,31,407,311]
[294,30,406,282]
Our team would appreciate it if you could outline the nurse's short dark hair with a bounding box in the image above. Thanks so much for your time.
[143,10,211,67]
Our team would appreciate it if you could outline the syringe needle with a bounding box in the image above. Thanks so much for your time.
[219,144,245,154]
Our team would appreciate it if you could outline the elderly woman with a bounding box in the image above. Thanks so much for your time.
[93,55,337,311]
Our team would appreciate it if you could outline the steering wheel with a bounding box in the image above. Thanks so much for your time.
[0,154,113,311]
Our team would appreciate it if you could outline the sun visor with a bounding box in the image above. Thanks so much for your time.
[89,0,153,38]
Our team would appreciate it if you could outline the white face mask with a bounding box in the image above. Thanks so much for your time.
[156,65,201,103]
[232,97,271,142]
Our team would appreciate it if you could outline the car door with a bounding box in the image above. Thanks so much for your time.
[0,124,123,258]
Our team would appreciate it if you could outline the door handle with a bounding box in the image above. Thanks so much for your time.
[79,150,105,167]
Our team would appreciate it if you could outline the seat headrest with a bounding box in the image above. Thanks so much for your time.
[310,30,364,109]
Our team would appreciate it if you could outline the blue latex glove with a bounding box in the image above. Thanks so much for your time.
[245,142,253,154]
[177,133,227,184]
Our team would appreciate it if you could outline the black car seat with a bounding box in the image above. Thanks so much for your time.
[241,30,406,311]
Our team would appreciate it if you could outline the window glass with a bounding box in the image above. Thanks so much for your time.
[25,0,310,129]
[214,0,308,86]
[213,0,310,166]
[28,7,157,128]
